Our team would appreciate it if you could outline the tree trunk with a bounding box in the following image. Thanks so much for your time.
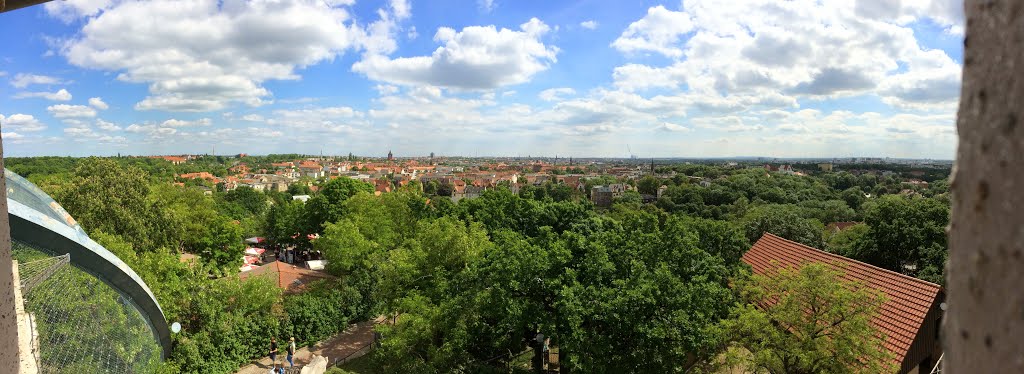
[948,0,1024,372]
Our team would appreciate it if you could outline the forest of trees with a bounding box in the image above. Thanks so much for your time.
[4,156,951,373]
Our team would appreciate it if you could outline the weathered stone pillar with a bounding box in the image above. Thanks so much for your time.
[0,126,21,370]
[948,0,1024,372]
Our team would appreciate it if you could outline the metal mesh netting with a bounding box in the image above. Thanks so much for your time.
[14,242,162,373]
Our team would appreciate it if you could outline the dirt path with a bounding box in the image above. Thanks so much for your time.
[235,317,382,374]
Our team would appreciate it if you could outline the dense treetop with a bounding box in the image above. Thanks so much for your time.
[8,156,950,373]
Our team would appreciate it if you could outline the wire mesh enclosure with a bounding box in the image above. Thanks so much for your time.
[5,168,169,373]
[14,242,163,373]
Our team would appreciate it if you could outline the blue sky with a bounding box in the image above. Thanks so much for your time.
[0,0,964,158]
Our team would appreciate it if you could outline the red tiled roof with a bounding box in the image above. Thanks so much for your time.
[742,233,942,367]
[238,261,333,293]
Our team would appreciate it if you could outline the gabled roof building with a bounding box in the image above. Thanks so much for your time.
[743,233,944,374]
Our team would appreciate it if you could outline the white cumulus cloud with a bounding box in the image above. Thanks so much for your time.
[54,0,366,112]
[580,20,598,30]
[539,87,576,101]
[47,104,97,118]
[611,5,693,58]
[10,74,64,88]
[95,119,122,131]
[13,89,72,101]
[352,18,559,90]
[88,97,109,110]
[0,114,48,132]
[160,118,213,127]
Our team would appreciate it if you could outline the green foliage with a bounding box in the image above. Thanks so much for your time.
[636,175,662,195]
[824,223,870,257]
[720,263,895,374]
[281,281,362,347]
[306,177,375,227]
[741,204,825,248]
[265,200,314,247]
[150,184,244,268]
[11,158,954,373]
[222,186,268,218]
[50,157,177,251]
[457,189,593,237]
[556,214,740,372]
[847,195,949,284]
[170,276,283,374]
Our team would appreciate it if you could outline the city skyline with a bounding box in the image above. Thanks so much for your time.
[0,0,964,159]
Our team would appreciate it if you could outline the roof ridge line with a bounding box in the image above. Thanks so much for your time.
[759,232,942,290]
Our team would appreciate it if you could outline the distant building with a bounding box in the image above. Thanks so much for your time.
[297,161,324,178]
[765,164,795,174]
[153,155,187,165]
[388,150,394,162]
[292,195,311,202]
[591,184,628,207]
[743,233,944,374]
[818,163,834,172]
[374,179,392,195]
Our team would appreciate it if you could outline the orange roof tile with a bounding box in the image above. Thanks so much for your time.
[238,261,334,293]
[742,233,942,367]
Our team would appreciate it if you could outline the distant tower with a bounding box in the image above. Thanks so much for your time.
[387,150,394,162]
[430,152,435,165]
[651,158,655,174]
[348,152,353,161]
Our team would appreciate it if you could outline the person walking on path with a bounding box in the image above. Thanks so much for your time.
[287,337,297,368]
[269,337,278,367]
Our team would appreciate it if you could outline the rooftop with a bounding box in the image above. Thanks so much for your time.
[742,233,943,367]
[237,261,334,293]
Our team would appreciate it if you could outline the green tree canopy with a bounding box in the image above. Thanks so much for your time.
[847,195,949,284]
[720,263,894,374]
[52,157,176,251]
[741,204,825,248]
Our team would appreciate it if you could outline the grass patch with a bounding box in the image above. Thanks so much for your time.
[332,352,378,374]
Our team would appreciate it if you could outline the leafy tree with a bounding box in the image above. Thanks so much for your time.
[51,157,176,251]
[840,187,867,210]
[556,214,739,372]
[797,199,857,224]
[720,263,894,374]
[288,182,313,196]
[221,186,267,218]
[305,177,374,228]
[265,200,312,247]
[847,195,949,284]
[824,223,870,257]
[150,184,244,267]
[741,204,825,248]
[280,280,361,347]
[636,175,662,195]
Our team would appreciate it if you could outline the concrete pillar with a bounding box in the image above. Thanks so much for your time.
[0,126,21,370]
[948,0,1024,372]
[12,262,39,373]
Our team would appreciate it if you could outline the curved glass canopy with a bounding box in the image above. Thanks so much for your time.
[5,169,170,371]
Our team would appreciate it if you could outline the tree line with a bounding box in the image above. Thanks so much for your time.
[10,156,950,373]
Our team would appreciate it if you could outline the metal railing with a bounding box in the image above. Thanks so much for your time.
[930,353,943,374]
[332,340,375,367]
